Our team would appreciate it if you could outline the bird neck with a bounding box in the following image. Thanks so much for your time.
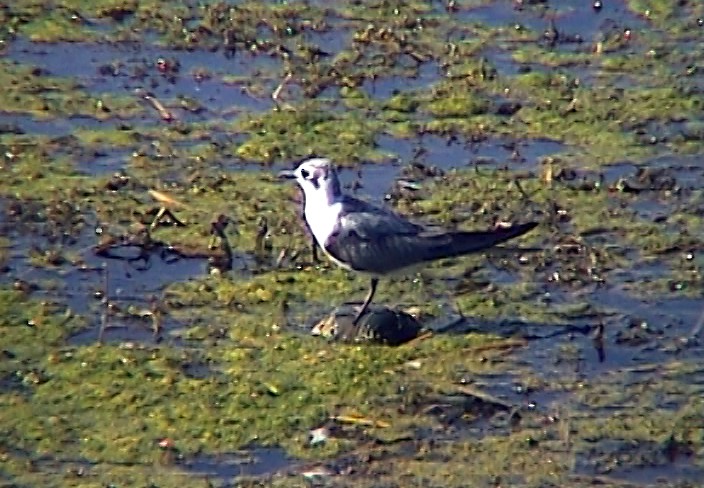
[306,177,342,208]
[303,180,344,246]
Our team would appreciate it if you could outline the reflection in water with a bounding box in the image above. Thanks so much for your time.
[179,447,294,481]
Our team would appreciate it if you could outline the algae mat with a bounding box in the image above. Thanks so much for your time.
[1,1,703,486]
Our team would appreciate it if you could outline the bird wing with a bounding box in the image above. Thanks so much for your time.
[324,196,538,275]
[324,196,434,274]
[338,196,424,237]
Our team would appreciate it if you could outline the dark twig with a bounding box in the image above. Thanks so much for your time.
[98,263,109,343]
[208,214,234,272]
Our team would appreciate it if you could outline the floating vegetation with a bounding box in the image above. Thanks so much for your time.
[1,0,703,486]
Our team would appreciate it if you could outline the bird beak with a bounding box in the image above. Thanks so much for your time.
[277,169,296,180]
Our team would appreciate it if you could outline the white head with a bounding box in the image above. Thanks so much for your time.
[279,157,343,205]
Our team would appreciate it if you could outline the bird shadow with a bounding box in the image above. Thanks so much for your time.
[424,313,603,362]
[308,300,602,363]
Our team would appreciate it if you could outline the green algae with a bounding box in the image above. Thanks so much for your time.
[425,91,490,118]
[2,152,90,201]
[234,104,386,164]
[627,0,704,30]
[511,45,595,69]
[1,282,542,486]
[1,0,704,486]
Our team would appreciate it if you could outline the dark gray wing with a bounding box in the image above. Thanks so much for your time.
[338,196,423,236]
[326,197,538,274]
[324,196,428,274]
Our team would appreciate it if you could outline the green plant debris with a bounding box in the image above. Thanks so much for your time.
[1,0,704,486]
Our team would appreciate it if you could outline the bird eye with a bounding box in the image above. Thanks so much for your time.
[300,168,310,179]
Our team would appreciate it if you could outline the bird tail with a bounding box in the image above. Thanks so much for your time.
[426,221,538,261]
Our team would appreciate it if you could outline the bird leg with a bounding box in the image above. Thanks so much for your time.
[353,277,378,326]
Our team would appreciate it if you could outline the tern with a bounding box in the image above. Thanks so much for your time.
[279,158,537,325]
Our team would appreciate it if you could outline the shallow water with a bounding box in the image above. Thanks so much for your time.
[1,0,703,486]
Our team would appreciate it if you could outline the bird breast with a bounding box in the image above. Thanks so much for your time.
[305,201,343,250]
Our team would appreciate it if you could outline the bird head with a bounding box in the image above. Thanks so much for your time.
[278,157,342,202]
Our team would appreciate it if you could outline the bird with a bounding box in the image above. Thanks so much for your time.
[279,157,538,325]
